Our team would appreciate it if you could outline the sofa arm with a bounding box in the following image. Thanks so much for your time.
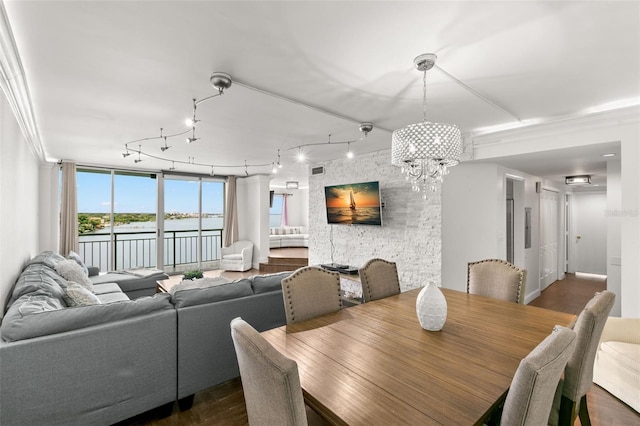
[87,266,100,277]
[599,317,640,345]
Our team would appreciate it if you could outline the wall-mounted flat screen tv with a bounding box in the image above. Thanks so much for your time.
[324,181,382,226]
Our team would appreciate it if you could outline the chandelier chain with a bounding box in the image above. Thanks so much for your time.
[423,69,428,123]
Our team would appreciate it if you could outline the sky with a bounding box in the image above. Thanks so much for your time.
[77,171,225,213]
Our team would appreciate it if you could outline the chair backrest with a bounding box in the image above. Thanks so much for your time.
[359,258,401,302]
[230,317,308,426]
[501,326,577,426]
[224,240,253,254]
[281,266,341,324]
[562,290,615,401]
[467,259,527,304]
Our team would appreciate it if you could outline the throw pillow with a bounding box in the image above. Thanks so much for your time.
[67,250,89,276]
[63,282,101,307]
[55,259,94,292]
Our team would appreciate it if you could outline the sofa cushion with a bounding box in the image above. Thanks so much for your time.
[223,254,243,260]
[5,268,66,310]
[600,341,640,374]
[172,279,253,308]
[92,283,124,295]
[63,283,101,307]
[97,292,131,304]
[55,260,94,292]
[251,271,292,294]
[1,293,173,342]
[26,251,66,270]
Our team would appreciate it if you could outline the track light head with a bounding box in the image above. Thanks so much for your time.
[134,159,142,163]
[122,152,131,158]
[186,137,198,144]
[160,145,170,152]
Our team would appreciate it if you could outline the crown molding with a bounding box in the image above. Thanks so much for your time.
[470,106,640,149]
[0,1,45,162]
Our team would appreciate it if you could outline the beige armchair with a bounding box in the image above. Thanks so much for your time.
[359,258,401,302]
[467,259,527,304]
[220,240,253,272]
[593,316,640,413]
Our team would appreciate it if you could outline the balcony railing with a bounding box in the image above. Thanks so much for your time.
[78,229,223,271]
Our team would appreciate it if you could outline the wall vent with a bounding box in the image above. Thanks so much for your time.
[311,166,325,175]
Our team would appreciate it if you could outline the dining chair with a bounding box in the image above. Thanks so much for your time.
[281,266,342,324]
[358,258,401,302]
[549,290,616,426]
[499,326,577,426]
[467,259,527,304]
[230,317,329,426]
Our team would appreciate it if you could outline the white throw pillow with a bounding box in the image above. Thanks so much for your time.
[63,282,101,307]
[55,259,94,292]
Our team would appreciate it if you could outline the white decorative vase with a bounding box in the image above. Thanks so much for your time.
[416,282,447,331]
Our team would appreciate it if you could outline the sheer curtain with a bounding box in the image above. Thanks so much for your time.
[281,194,289,227]
[59,161,78,255]
[223,176,238,247]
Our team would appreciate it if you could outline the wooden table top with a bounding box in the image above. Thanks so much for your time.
[261,288,575,425]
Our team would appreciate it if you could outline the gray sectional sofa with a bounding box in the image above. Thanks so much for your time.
[0,251,292,425]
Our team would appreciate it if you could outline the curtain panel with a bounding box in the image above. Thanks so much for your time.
[59,161,78,255]
[223,176,238,247]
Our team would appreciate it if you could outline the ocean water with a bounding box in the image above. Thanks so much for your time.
[326,207,382,226]
[78,217,224,270]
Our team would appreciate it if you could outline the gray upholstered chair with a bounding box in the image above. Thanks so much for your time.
[467,259,527,304]
[230,317,309,425]
[358,258,401,302]
[220,240,253,272]
[500,326,577,426]
[281,266,341,324]
[549,290,616,426]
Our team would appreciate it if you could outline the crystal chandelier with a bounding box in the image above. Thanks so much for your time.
[392,54,462,197]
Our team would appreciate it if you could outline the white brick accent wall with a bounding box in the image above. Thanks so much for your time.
[308,151,441,291]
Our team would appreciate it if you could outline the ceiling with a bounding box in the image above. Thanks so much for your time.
[3,1,639,188]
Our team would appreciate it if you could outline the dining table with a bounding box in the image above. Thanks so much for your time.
[261,287,576,425]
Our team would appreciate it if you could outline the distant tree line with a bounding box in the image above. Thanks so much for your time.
[78,213,156,234]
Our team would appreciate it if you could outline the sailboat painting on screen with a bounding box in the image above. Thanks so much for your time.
[324,181,382,226]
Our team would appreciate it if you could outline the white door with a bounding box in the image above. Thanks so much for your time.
[539,189,560,289]
[571,192,607,275]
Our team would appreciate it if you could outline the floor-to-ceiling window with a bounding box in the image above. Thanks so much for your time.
[76,168,157,271]
[76,168,224,272]
[269,193,284,227]
[163,175,224,272]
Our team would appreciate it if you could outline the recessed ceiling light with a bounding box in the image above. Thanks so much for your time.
[602,153,616,157]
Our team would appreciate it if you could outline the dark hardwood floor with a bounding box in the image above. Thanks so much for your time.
[121,273,639,425]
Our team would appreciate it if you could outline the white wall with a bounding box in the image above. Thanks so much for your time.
[309,151,441,291]
[236,174,271,267]
[0,91,41,316]
[607,159,622,316]
[441,163,504,292]
[270,186,309,228]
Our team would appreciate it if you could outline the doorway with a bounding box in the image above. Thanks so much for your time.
[539,189,560,290]
[567,192,607,275]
